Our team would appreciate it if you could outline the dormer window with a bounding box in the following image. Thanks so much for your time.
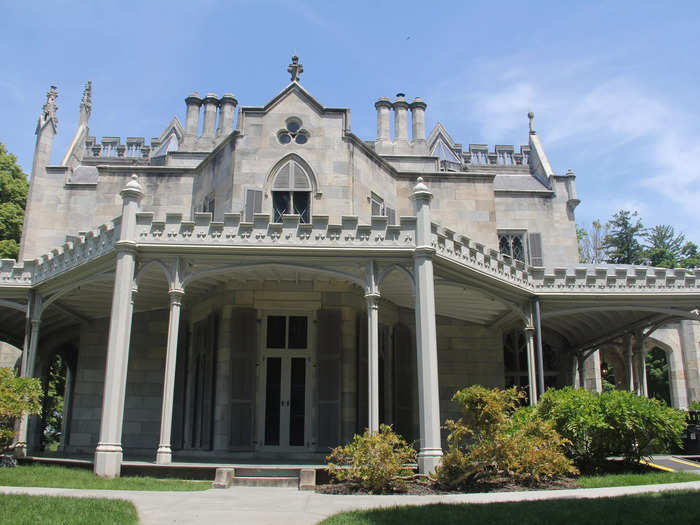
[271,159,312,223]
[278,117,309,145]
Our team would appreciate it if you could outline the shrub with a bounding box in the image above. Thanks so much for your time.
[0,368,42,453]
[326,424,416,493]
[688,400,700,411]
[536,387,610,471]
[436,386,576,488]
[537,387,687,471]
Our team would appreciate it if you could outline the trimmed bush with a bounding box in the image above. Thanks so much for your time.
[537,387,687,471]
[436,386,576,488]
[326,424,416,493]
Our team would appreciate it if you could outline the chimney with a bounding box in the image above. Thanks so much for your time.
[200,93,219,138]
[410,97,427,143]
[393,93,409,143]
[217,93,238,137]
[375,97,392,142]
[184,93,202,138]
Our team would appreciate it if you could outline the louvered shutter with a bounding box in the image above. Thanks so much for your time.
[528,232,544,266]
[386,207,396,225]
[244,189,262,222]
[316,310,342,449]
[393,323,416,443]
[273,163,292,189]
[229,308,257,449]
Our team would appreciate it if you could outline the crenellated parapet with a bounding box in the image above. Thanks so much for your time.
[464,144,531,167]
[431,222,533,288]
[531,265,700,293]
[31,218,121,284]
[134,212,417,249]
[84,136,151,162]
[0,259,35,286]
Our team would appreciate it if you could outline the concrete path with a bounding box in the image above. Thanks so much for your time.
[2,481,700,525]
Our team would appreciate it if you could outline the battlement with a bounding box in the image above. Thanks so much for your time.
[464,144,531,167]
[83,136,155,162]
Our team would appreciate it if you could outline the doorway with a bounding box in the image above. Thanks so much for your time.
[258,314,312,450]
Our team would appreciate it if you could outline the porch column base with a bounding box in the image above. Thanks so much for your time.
[155,445,172,465]
[418,448,443,475]
[94,443,123,478]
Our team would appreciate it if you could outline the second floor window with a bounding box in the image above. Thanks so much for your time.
[271,159,312,223]
[499,232,526,262]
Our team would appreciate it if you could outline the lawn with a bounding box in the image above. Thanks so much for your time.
[0,465,210,491]
[319,491,700,524]
[579,470,700,488]
[0,494,138,525]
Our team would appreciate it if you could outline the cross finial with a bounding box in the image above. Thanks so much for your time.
[288,54,303,82]
[528,111,535,134]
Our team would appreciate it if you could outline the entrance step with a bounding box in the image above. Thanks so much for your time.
[212,466,317,490]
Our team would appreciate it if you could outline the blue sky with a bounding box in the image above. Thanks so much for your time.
[2,1,699,241]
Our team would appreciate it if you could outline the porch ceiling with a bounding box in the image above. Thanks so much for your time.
[539,296,700,351]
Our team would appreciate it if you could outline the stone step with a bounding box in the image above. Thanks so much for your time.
[212,467,317,490]
[230,476,299,488]
[234,467,301,478]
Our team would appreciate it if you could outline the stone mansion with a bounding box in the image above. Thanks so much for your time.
[2,57,699,477]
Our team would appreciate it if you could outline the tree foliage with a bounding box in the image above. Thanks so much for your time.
[644,225,685,268]
[578,220,608,263]
[0,367,42,452]
[603,210,645,264]
[0,142,29,260]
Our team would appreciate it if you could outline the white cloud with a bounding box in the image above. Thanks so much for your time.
[428,57,700,237]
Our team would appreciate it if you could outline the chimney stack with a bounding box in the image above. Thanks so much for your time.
[375,97,392,142]
[410,97,427,143]
[217,93,238,137]
[201,93,219,138]
[184,93,203,138]
[393,93,409,143]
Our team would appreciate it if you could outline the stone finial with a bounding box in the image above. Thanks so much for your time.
[41,85,59,127]
[411,176,433,201]
[288,54,303,82]
[528,111,535,134]
[81,81,92,115]
[120,173,144,200]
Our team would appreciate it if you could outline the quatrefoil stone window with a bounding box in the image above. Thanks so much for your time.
[278,118,309,145]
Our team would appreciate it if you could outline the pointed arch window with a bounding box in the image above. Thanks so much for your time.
[271,159,312,223]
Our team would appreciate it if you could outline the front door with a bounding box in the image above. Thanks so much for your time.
[259,314,311,450]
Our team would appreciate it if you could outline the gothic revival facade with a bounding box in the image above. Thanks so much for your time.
[2,58,699,477]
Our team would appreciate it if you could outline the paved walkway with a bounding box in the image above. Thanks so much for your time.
[2,481,700,525]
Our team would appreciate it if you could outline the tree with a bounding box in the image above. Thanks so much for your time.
[0,367,42,453]
[603,210,645,264]
[578,219,608,263]
[644,225,685,268]
[0,142,29,259]
[680,241,700,268]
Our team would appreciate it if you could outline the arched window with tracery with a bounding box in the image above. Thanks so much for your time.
[271,159,312,223]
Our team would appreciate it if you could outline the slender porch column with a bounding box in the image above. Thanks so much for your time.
[625,335,635,392]
[533,298,545,396]
[94,175,143,478]
[15,298,42,457]
[525,328,538,405]
[365,292,380,433]
[410,177,442,474]
[156,288,184,464]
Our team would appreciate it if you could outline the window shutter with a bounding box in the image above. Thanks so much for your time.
[244,189,262,222]
[229,308,257,449]
[393,323,416,444]
[273,163,291,189]
[386,207,396,225]
[317,309,342,449]
[528,232,544,266]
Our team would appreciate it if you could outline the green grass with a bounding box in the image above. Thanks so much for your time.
[579,470,700,488]
[0,465,210,491]
[319,491,700,524]
[0,494,138,525]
